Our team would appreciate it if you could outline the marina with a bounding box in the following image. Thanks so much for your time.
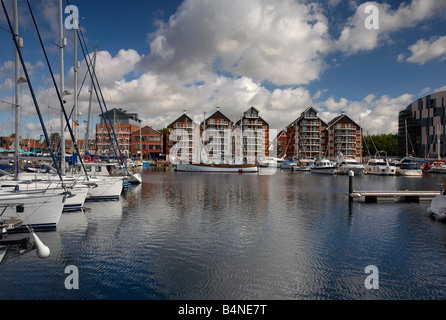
[0,0,445,305]
[2,167,446,300]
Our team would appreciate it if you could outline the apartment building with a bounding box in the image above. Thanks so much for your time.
[285,107,362,161]
[235,107,270,160]
[285,107,328,160]
[326,111,362,161]
[166,112,197,163]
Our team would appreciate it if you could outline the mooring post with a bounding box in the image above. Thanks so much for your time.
[349,170,354,202]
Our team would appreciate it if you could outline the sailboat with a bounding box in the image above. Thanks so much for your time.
[396,120,422,176]
[0,0,66,230]
[0,0,90,211]
[423,124,446,173]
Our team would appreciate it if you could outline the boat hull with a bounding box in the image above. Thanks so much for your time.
[310,167,337,175]
[176,163,258,173]
[84,177,124,201]
[0,191,65,231]
[336,166,364,175]
[428,194,446,219]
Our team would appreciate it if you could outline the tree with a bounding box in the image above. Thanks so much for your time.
[363,133,398,157]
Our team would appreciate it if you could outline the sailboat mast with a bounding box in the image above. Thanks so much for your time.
[85,46,97,155]
[74,24,78,155]
[13,0,20,181]
[405,119,408,157]
[59,0,65,174]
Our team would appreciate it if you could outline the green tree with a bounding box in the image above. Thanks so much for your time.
[363,133,398,157]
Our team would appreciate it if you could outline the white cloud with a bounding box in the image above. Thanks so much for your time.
[317,93,414,134]
[334,0,446,55]
[405,36,446,65]
[141,0,331,86]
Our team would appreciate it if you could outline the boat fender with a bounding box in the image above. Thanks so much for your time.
[84,155,91,163]
[31,232,50,259]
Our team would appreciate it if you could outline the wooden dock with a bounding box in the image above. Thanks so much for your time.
[348,190,441,203]
[346,171,442,203]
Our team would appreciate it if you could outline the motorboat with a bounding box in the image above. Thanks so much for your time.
[281,161,297,170]
[258,157,279,168]
[297,159,314,171]
[336,156,364,175]
[310,159,337,175]
[395,157,423,176]
[365,158,396,175]
[423,161,446,174]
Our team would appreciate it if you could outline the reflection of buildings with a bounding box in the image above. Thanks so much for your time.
[398,90,446,158]
[285,107,363,161]
[166,107,270,163]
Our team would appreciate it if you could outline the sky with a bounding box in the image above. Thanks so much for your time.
[0,0,445,140]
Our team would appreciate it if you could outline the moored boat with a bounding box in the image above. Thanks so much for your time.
[336,156,364,175]
[365,158,396,175]
[0,190,65,231]
[395,157,423,176]
[310,159,337,175]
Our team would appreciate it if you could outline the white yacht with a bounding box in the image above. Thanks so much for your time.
[336,156,364,175]
[395,157,423,176]
[310,159,337,175]
[365,158,396,175]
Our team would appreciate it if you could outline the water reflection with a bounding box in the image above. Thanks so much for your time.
[2,167,446,299]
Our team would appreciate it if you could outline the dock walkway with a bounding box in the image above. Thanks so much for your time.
[346,171,442,203]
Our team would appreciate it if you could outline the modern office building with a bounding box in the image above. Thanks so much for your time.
[398,90,446,158]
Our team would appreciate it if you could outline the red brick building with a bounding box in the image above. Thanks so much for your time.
[131,126,163,160]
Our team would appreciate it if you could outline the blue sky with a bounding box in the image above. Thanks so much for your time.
[0,0,445,138]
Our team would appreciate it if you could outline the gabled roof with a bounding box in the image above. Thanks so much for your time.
[167,113,194,128]
[327,112,361,129]
[286,106,328,128]
[133,126,163,136]
[201,109,232,125]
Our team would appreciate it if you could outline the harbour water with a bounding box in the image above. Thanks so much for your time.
[2,167,446,300]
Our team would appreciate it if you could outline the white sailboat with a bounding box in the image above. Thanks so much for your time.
[0,0,65,231]
[0,190,65,231]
